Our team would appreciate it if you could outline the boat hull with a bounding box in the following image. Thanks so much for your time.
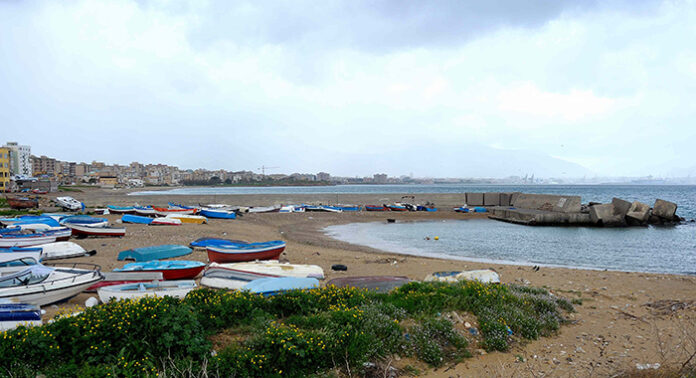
[97,280,196,302]
[206,243,285,263]
[199,209,236,219]
[69,225,126,238]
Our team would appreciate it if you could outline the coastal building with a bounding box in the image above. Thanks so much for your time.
[0,147,10,192]
[373,173,388,184]
[316,172,331,181]
[97,175,118,188]
[3,142,32,177]
[31,155,59,177]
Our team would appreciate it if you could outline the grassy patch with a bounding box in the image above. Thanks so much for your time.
[0,209,42,216]
[0,282,572,376]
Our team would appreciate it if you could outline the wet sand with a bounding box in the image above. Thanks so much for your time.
[39,188,696,377]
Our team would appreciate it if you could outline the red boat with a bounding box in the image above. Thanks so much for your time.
[69,224,126,238]
[206,241,286,263]
[112,261,206,280]
[5,197,39,210]
[365,205,388,211]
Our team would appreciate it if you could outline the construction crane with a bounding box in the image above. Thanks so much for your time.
[258,165,279,175]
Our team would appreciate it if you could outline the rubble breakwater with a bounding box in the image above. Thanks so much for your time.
[463,192,684,227]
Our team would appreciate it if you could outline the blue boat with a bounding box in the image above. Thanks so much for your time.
[416,205,438,212]
[107,205,135,213]
[121,214,153,225]
[59,215,108,227]
[243,277,319,296]
[189,237,248,248]
[0,303,42,330]
[117,245,193,262]
[10,217,60,228]
[199,209,236,219]
[473,207,488,213]
[0,227,21,234]
[168,202,196,210]
[334,205,360,211]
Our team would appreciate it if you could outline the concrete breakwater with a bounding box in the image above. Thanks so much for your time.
[463,192,682,227]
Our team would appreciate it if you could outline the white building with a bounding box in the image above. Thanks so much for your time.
[3,142,32,177]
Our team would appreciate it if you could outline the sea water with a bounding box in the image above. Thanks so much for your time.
[324,219,696,275]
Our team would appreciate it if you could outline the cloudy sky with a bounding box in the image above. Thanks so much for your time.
[1,0,695,178]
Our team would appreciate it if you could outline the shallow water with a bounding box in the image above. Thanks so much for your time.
[324,219,696,275]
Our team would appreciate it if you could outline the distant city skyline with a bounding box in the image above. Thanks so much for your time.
[2,1,696,178]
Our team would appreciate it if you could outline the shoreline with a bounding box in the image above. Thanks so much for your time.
[22,189,696,376]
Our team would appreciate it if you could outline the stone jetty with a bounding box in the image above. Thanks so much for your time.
[473,192,683,227]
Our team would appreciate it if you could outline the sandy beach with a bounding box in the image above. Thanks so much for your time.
[36,188,696,377]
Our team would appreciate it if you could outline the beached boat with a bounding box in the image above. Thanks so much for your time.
[152,207,197,216]
[206,240,286,263]
[86,271,164,292]
[0,303,42,331]
[200,261,324,289]
[5,197,39,210]
[0,233,57,248]
[34,241,96,260]
[55,196,82,211]
[134,206,156,216]
[42,227,72,241]
[247,205,281,213]
[7,216,61,231]
[453,206,469,213]
[416,205,437,212]
[121,214,153,224]
[333,204,361,212]
[424,269,500,284]
[0,263,103,306]
[279,205,304,213]
[150,217,182,226]
[164,214,207,224]
[189,237,248,248]
[97,280,197,302]
[106,205,135,214]
[68,224,125,238]
[0,247,42,267]
[199,208,237,219]
[0,215,52,227]
[365,205,388,211]
[326,276,411,293]
[59,215,109,228]
[304,205,342,213]
[117,244,192,262]
[242,277,319,296]
[114,260,205,280]
[386,204,408,211]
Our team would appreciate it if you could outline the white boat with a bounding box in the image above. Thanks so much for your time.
[279,205,305,213]
[201,261,324,290]
[97,280,196,302]
[424,269,501,284]
[0,302,42,331]
[0,234,57,248]
[247,205,281,213]
[35,242,96,260]
[0,248,42,273]
[150,217,182,226]
[55,197,83,211]
[163,214,207,224]
[0,263,103,306]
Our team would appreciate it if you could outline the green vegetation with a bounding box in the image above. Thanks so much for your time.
[58,186,83,192]
[0,281,572,377]
[0,197,7,208]
[0,209,42,216]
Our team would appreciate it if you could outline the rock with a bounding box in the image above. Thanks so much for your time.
[589,204,625,226]
[626,201,651,224]
[611,198,631,217]
[331,264,348,271]
[653,199,677,219]
[648,215,662,225]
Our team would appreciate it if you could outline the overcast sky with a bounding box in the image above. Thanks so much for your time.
[2,0,695,178]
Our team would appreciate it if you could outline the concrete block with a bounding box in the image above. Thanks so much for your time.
[611,198,631,217]
[466,192,484,206]
[626,201,650,223]
[513,193,582,213]
[484,192,500,206]
[589,204,624,226]
[499,193,512,206]
[653,199,677,219]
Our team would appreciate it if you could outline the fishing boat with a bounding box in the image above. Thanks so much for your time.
[365,205,388,211]
[0,303,42,331]
[134,206,156,216]
[117,244,192,262]
[152,207,197,216]
[0,263,103,306]
[333,204,361,212]
[242,277,319,296]
[31,189,47,195]
[59,215,109,228]
[68,224,126,238]
[304,205,342,213]
[86,271,164,292]
[33,241,96,260]
[114,260,205,280]
[0,233,57,248]
[424,269,500,284]
[149,217,182,226]
[106,205,135,214]
[189,237,248,248]
[0,247,42,267]
[42,227,72,241]
[386,204,408,211]
[247,205,281,213]
[416,205,437,212]
[7,217,61,231]
[164,214,207,224]
[5,197,39,210]
[326,276,411,293]
[121,214,153,225]
[200,261,324,289]
[97,280,197,302]
[279,205,304,213]
[453,206,469,213]
[199,208,237,219]
[55,196,82,211]
[206,240,286,263]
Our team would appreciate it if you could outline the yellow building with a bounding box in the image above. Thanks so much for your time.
[0,147,9,192]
